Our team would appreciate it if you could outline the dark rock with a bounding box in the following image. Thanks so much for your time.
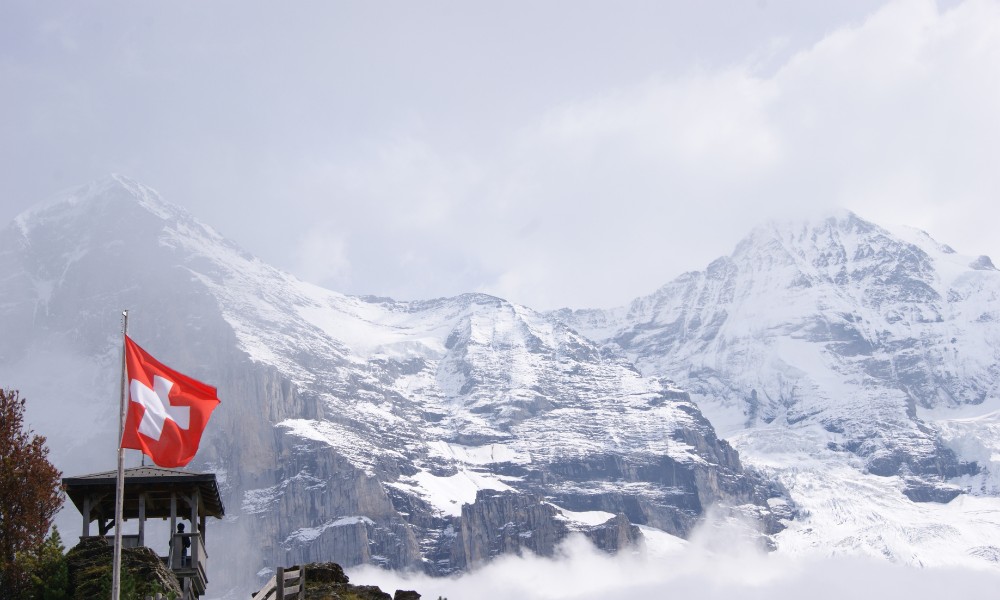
[305,562,350,584]
[297,561,406,600]
[451,490,570,569]
[902,478,964,503]
[65,537,182,600]
[347,585,394,600]
[969,255,997,271]
[582,514,643,551]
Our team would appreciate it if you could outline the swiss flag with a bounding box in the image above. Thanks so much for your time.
[121,336,220,468]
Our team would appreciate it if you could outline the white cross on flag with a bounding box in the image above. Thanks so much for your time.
[121,335,220,467]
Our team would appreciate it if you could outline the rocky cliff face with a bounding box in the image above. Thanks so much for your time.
[0,176,786,595]
[229,288,787,575]
[448,490,644,570]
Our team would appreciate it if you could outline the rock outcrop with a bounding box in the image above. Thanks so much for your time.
[451,490,569,569]
[65,538,182,600]
[295,562,420,600]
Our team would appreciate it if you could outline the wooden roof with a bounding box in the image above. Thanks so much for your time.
[63,466,225,521]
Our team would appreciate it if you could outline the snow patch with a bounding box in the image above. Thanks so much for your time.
[554,508,618,527]
[426,441,531,465]
[284,516,375,545]
[389,468,515,517]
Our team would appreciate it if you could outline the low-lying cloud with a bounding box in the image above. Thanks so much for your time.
[351,529,1000,600]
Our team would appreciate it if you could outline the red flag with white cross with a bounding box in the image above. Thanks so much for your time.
[120,335,220,467]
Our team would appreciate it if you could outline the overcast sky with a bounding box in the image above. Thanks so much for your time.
[2,0,998,309]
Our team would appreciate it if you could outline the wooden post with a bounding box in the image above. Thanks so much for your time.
[81,496,91,538]
[190,491,198,532]
[188,491,198,569]
[169,493,177,568]
[138,493,146,547]
[276,566,284,600]
[299,566,305,600]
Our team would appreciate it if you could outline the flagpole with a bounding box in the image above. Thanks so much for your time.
[112,310,129,600]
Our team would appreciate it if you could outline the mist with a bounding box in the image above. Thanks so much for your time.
[5,1,1000,309]
[350,529,1000,600]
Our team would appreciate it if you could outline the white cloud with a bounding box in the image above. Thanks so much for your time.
[282,137,490,300]
[349,519,1000,600]
[5,1,1000,310]
[458,0,1000,308]
[293,224,351,289]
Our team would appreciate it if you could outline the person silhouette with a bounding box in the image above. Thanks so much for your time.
[176,522,191,566]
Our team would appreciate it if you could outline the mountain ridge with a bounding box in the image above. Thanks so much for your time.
[557,210,1000,501]
[0,176,789,595]
[6,178,1000,589]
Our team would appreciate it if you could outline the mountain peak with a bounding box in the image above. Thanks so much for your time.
[756,208,873,242]
[12,174,189,237]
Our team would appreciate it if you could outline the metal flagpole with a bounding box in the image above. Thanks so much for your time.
[112,310,129,600]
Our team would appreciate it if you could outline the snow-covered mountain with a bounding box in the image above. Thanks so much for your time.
[558,211,1000,565]
[0,176,785,594]
[6,179,1000,591]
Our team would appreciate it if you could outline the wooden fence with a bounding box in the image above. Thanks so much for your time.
[251,566,306,600]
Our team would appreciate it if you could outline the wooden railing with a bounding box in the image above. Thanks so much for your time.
[251,566,305,600]
[168,532,206,573]
[167,532,208,598]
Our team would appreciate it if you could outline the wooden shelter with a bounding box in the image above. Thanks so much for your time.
[62,466,225,598]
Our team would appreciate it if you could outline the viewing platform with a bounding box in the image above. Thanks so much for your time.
[62,466,225,599]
